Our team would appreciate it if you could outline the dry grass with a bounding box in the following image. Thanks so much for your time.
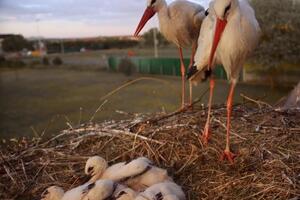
[0,103,299,200]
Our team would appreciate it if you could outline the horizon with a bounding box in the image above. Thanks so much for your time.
[0,0,209,38]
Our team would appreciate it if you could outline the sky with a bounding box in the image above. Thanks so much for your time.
[0,0,209,38]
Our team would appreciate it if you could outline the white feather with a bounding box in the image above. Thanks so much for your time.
[194,0,261,83]
[61,183,88,200]
[82,180,137,200]
[85,156,172,191]
[135,181,186,200]
[41,186,64,200]
[152,0,205,47]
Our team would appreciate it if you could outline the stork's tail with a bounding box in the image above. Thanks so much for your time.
[186,65,212,85]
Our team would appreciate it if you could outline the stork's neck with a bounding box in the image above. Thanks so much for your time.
[156,0,170,26]
[155,0,167,12]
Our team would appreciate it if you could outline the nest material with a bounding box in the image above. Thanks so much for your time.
[0,104,300,200]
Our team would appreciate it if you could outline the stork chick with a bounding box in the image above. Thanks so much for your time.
[41,183,90,200]
[135,181,186,200]
[41,186,64,200]
[41,180,136,200]
[82,180,137,200]
[85,156,171,191]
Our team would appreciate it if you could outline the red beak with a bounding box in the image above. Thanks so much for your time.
[208,18,227,68]
[134,7,156,37]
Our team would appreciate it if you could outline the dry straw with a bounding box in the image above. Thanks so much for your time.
[0,103,299,199]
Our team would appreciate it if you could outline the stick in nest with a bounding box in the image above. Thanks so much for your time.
[240,93,273,110]
[129,87,210,131]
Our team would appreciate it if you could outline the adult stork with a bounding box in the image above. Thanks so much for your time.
[134,0,206,109]
[187,0,261,163]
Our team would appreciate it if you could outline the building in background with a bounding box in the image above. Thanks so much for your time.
[31,40,47,57]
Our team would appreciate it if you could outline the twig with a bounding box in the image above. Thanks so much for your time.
[78,107,83,125]
[241,93,273,109]
[30,126,40,138]
[20,159,28,181]
[99,77,177,101]
[176,145,198,174]
[213,118,247,140]
[89,100,108,122]
[64,115,74,129]
[130,87,209,130]
[3,165,16,184]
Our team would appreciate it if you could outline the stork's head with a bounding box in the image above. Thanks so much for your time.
[41,186,64,200]
[84,156,108,182]
[213,0,238,20]
[134,0,165,36]
[208,0,238,67]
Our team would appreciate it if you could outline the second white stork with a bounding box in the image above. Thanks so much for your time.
[134,0,206,109]
[187,0,261,163]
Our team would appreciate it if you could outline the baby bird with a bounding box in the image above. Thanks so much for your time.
[135,182,186,200]
[41,186,64,200]
[85,156,172,191]
[41,180,135,200]
[82,180,137,200]
[41,183,88,200]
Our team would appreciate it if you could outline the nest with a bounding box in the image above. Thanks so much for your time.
[0,103,300,200]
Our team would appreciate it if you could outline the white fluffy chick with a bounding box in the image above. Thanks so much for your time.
[85,156,172,191]
[135,182,186,200]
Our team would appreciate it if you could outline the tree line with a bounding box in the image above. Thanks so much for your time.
[251,0,300,66]
[1,0,299,67]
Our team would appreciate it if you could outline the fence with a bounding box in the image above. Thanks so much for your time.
[108,56,228,80]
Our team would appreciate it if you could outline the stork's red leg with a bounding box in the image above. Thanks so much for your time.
[202,78,215,145]
[188,44,197,107]
[178,48,186,109]
[221,82,237,164]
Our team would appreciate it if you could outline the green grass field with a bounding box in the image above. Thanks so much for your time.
[0,67,291,139]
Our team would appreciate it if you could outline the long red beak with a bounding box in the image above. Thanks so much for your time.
[208,18,227,68]
[134,7,156,37]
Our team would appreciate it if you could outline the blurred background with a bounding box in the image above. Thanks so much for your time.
[0,0,299,139]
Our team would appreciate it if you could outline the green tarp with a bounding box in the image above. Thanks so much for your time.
[108,56,229,80]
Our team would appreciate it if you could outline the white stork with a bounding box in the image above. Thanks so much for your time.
[134,0,206,109]
[187,0,261,163]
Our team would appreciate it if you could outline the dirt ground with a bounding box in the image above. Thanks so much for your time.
[0,103,299,200]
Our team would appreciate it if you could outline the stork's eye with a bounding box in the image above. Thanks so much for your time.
[205,9,209,16]
[87,167,93,173]
[87,182,95,190]
[155,192,163,200]
[116,191,127,198]
[151,0,156,5]
[41,189,49,198]
[119,191,127,195]
[224,3,231,16]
